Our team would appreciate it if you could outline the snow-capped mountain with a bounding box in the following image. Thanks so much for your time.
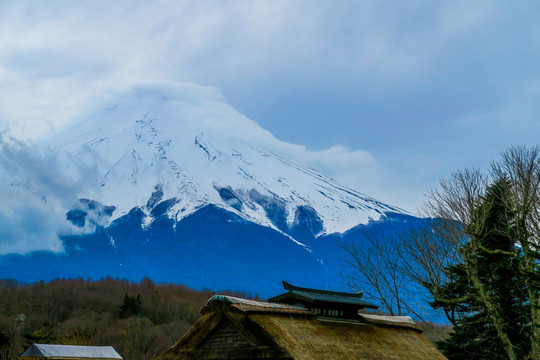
[49,83,407,239]
[0,82,425,302]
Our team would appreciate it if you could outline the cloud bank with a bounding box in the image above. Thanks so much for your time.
[0,1,528,141]
[0,133,101,254]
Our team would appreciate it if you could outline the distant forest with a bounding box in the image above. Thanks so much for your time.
[0,277,255,360]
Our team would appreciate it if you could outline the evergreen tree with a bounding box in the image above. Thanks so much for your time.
[434,178,531,360]
[119,293,143,319]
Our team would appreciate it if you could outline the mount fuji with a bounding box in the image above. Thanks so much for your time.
[0,83,424,298]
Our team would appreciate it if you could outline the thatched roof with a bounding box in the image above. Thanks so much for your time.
[158,295,448,360]
[19,344,122,360]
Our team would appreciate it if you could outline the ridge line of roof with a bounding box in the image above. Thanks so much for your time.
[20,344,122,359]
[31,345,116,349]
[205,295,311,313]
[281,281,364,298]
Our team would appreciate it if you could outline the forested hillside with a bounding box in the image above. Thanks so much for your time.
[0,278,253,360]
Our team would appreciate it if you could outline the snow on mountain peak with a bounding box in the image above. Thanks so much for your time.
[47,82,408,235]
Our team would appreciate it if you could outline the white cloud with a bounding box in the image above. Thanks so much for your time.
[0,1,500,138]
[287,144,378,190]
[0,133,101,254]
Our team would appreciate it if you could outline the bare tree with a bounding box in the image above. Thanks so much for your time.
[341,230,426,320]
[397,223,460,324]
[341,169,487,323]
[422,167,488,240]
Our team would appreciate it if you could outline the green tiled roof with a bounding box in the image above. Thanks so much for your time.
[268,281,378,309]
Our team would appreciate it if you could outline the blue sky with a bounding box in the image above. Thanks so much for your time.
[1,1,540,212]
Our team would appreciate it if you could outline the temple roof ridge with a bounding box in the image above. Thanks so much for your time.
[282,281,364,298]
[268,281,378,310]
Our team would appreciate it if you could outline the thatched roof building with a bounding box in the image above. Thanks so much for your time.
[19,344,122,360]
[158,295,448,360]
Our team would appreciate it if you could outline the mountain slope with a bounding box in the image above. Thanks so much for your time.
[48,83,407,239]
[0,83,429,306]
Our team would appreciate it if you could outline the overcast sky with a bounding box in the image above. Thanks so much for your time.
[1,1,540,213]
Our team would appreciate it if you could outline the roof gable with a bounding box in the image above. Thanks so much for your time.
[159,304,291,360]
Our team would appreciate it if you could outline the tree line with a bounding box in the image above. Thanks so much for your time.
[0,277,253,360]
